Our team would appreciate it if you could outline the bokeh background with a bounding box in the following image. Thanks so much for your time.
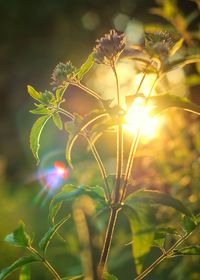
[0,0,200,279]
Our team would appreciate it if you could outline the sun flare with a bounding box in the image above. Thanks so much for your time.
[124,97,162,140]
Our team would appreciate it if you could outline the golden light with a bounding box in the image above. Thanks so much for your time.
[124,97,162,141]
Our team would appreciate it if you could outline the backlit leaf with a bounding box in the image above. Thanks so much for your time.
[5,222,32,248]
[0,256,39,280]
[77,53,94,80]
[19,265,31,280]
[30,115,51,163]
[27,85,42,102]
[52,112,63,130]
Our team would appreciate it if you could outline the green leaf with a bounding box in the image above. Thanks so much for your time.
[49,185,105,222]
[172,245,200,256]
[30,115,51,163]
[61,276,83,280]
[126,189,192,217]
[0,256,39,280]
[39,215,70,254]
[52,112,63,130]
[150,94,200,116]
[153,227,179,248]
[19,265,31,280]
[103,272,118,280]
[27,85,42,102]
[77,53,94,80]
[181,215,197,234]
[124,204,156,274]
[65,111,107,167]
[5,222,32,248]
[30,107,52,115]
[56,85,68,102]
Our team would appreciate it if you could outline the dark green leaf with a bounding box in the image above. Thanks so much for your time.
[77,53,94,80]
[19,265,31,280]
[52,112,63,130]
[27,85,42,102]
[5,222,32,248]
[181,215,197,234]
[124,204,156,274]
[30,115,51,163]
[0,256,39,280]
[153,227,179,248]
[172,245,200,256]
[126,189,192,217]
[39,215,70,254]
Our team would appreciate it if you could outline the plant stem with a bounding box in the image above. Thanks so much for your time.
[134,232,191,280]
[98,206,120,276]
[98,63,123,276]
[27,246,62,280]
[58,107,111,202]
[71,81,102,100]
[112,63,123,203]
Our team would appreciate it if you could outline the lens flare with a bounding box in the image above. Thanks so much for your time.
[124,97,162,140]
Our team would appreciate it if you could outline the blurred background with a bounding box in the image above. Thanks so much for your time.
[0,0,200,279]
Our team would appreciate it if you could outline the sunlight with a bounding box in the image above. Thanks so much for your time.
[124,97,162,140]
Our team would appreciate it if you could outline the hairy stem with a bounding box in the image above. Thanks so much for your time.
[27,246,62,280]
[71,81,102,100]
[134,232,192,280]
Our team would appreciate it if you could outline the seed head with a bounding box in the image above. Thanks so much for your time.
[51,61,77,85]
[93,29,126,65]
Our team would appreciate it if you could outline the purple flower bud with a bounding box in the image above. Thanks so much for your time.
[93,29,126,65]
[51,61,77,85]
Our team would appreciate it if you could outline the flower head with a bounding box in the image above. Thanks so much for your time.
[51,61,77,85]
[144,31,181,59]
[93,29,126,65]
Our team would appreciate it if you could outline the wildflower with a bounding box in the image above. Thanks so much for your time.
[51,61,77,85]
[144,31,181,59]
[93,29,126,65]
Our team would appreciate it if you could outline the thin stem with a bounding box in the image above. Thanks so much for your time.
[134,232,191,280]
[85,134,111,202]
[112,63,123,203]
[98,63,124,276]
[98,207,120,277]
[58,107,111,202]
[27,246,62,280]
[71,81,102,100]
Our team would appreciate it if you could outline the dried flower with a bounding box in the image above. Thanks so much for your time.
[144,31,181,59]
[51,61,77,85]
[93,29,126,65]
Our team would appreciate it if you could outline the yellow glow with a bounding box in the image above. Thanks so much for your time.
[125,98,162,140]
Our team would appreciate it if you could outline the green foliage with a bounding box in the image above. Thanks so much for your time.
[5,222,32,248]
[29,115,51,163]
[0,256,39,280]
[39,215,70,255]
[172,246,200,256]
[77,53,94,80]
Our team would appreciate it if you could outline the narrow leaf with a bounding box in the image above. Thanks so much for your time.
[126,189,192,217]
[169,38,184,56]
[19,265,31,280]
[173,245,200,256]
[164,55,200,73]
[27,85,42,102]
[39,215,70,254]
[56,85,68,102]
[5,222,32,248]
[77,53,94,80]
[0,256,39,280]
[30,107,52,115]
[103,272,118,280]
[52,112,63,130]
[30,115,51,163]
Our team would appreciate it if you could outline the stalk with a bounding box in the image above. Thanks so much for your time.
[98,62,123,275]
